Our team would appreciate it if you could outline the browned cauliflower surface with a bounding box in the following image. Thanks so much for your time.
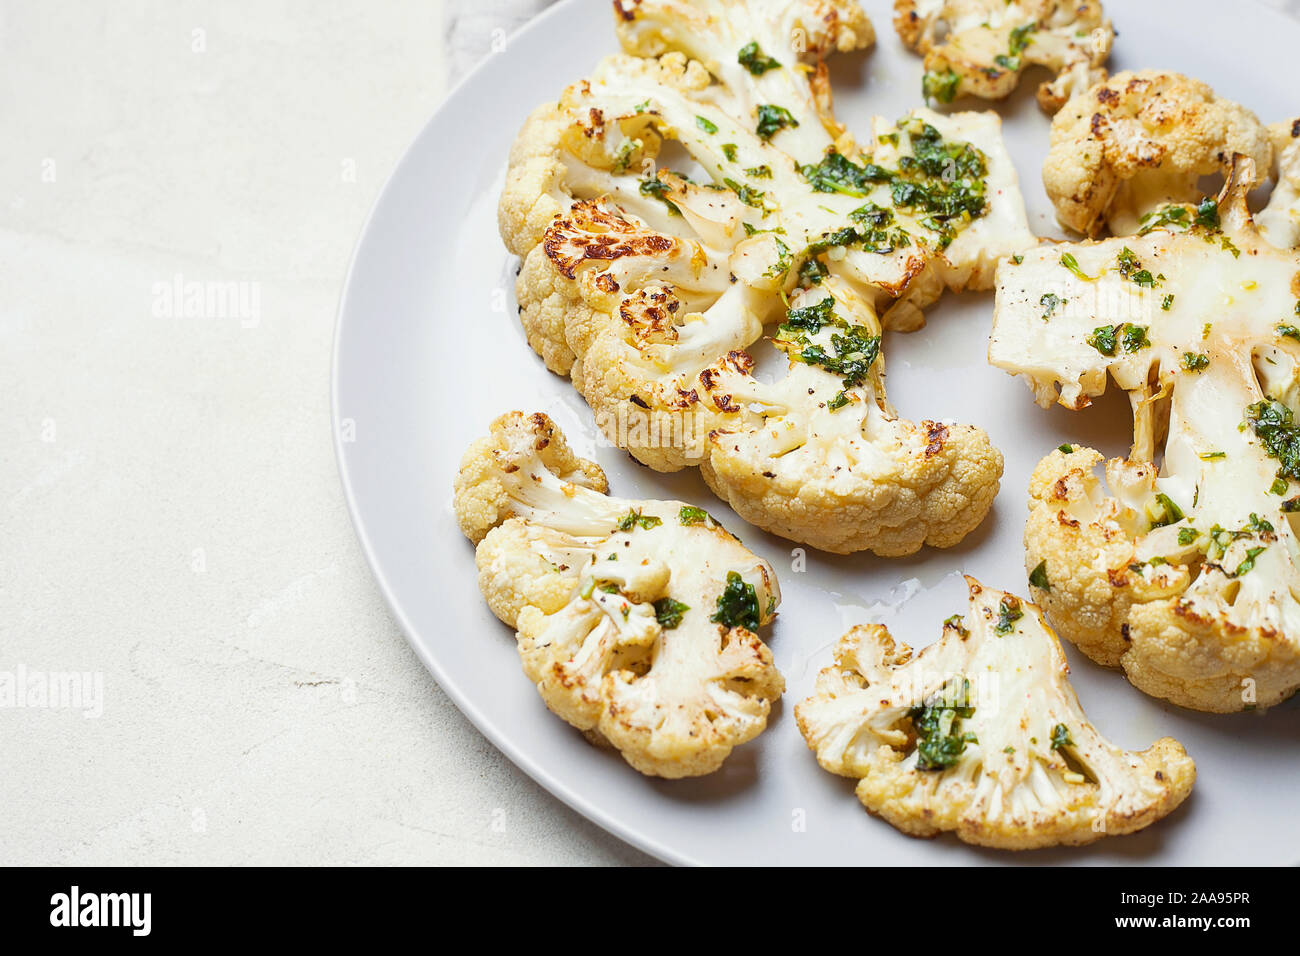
[991,160,1300,712]
[1043,70,1273,236]
[796,576,1195,849]
[454,411,784,778]
[895,0,1113,113]
[499,0,1035,555]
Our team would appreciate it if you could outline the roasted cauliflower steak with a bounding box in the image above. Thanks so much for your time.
[796,576,1195,849]
[894,0,1113,113]
[500,0,1034,555]
[991,159,1300,712]
[454,411,784,778]
[1043,70,1273,237]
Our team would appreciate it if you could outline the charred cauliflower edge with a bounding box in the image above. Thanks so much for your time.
[454,411,784,778]
[499,0,1035,555]
[796,576,1195,849]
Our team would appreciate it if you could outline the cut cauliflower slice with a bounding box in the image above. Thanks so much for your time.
[1259,118,1300,250]
[991,158,1300,712]
[795,576,1195,849]
[894,0,1113,113]
[500,0,1034,555]
[454,411,784,778]
[1043,70,1273,237]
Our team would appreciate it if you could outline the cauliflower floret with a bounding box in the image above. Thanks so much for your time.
[1259,118,1300,250]
[454,411,784,777]
[795,576,1195,849]
[1043,70,1273,237]
[499,1,1035,554]
[895,0,1113,113]
[991,158,1300,711]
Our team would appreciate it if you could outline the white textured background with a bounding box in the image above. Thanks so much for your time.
[1,0,652,865]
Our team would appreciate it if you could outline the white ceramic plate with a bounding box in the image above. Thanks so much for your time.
[334,0,1300,864]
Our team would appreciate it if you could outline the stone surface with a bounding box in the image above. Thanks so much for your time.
[1,0,651,866]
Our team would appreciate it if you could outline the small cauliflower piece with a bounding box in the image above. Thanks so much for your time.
[1043,70,1273,237]
[991,158,1300,712]
[500,0,1034,554]
[894,0,1113,113]
[454,411,784,778]
[1259,118,1300,250]
[796,577,1195,849]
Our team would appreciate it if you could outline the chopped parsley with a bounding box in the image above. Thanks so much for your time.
[1279,324,1300,342]
[678,505,713,526]
[1050,723,1073,751]
[1058,443,1074,453]
[1029,560,1051,591]
[993,595,1023,635]
[944,614,970,638]
[744,164,772,178]
[1199,450,1226,460]
[1137,204,1190,235]
[710,571,761,630]
[721,143,738,162]
[1087,323,1150,356]
[1148,493,1184,529]
[1234,546,1266,578]
[1245,399,1300,483]
[921,68,961,104]
[616,508,662,532]
[1059,252,1097,281]
[1161,294,1175,311]
[755,104,798,140]
[695,115,718,135]
[1116,247,1160,288]
[653,597,690,629]
[909,678,977,770]
[1181,352,1210,372]
[737,41,781,75]
[1039,292,1066,321]
[638,175,681,216]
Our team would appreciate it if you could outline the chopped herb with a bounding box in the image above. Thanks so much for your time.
[764,236,793,278]
[798,257,828,286]
[1272,477,1290,496]
[1194,196,1220,229]
[993,595,1023,635]
[1182,352,1210,372]
[1059,252,1096,280]
[755,104,798,140]
[1011,254,1024,265]
[909,678,977,770]
[944,614,970,638]
[1116,247,1159,287]
[1050,723,1073,751]
[922,68,961,103]
[638,175,681,216]
[1245,399,1300,483]
[721,143,738,162]
[1138,204,1190,235]
[1148,493,1184,529]
[1279,324,1300,342]
[1161,294,1175,311]
[1039,292,1066,321]
[653,597,690,629]
[1234,546,1266,577]
[695,115,718,135]
[1029,560,1051,591]
[616,508,662,532]
[723,176,768,211]
[827,391,850,411]
[744,164,772,178]
[1178,527,1199,546]
[678,505,713,526]
[1199,450,1226,460]
[737,41,781,75]
[1058,443,1074,453]
[710,571,760,630]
